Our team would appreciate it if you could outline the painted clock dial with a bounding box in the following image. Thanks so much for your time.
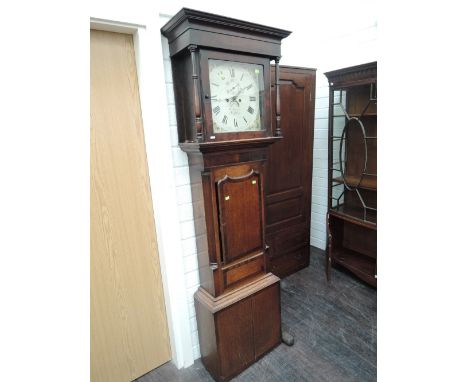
[208,60,265,133]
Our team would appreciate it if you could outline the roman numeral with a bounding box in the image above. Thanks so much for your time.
[234,118,238,127]
[222,115,228,124]
[247,106,254,114]
[211,83,219,86]
[249,96,256,101]
[243,117,248,123]
[246,84,253,90]
[229,68,235,77]
[240,74,244,81]
[213,106,220,115]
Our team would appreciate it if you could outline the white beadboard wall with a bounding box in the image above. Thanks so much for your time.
[160,19,201,359]
[160,12,376,360]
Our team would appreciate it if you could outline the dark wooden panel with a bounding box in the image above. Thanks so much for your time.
[252,283,281,358]
[269,246,310,279]
[224,255,264,287]
[266,222,308,257]
[267,80,304,194]
[171,51,195,143]
[347,85,377,116]
[194,298,219,378]
[265,66,316,277]
[266,195,302,226]
[216,297,255,379]
[343,222,377,259]
[217,171,263,262]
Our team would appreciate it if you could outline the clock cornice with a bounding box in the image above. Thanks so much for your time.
[161,8,291,58]
[161,8,291,42]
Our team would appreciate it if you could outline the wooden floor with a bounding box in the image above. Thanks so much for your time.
[136,247,376,382]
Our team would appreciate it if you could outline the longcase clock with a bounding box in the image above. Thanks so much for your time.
[161,9,291,381]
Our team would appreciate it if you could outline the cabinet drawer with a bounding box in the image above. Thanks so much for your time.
[268,224,308,259]
[269,247,309,278]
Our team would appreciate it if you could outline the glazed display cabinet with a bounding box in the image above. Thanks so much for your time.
[324,62,377,287]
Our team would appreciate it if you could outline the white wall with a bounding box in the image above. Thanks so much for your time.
[160,15,202,359]
[91,0,376,368]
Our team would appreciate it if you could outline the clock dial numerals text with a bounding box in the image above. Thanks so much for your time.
[208,60,263,132]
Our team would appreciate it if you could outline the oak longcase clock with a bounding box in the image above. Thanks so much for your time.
[162,8,290,381]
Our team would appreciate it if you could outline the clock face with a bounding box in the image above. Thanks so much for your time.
[208,60,265,133]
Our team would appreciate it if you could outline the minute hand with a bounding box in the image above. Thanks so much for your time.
[231,85,252,100]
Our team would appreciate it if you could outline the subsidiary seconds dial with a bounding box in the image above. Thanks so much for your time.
[208,60,264,133]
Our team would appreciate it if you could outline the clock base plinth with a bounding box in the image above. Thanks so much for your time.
[194,273,281,382]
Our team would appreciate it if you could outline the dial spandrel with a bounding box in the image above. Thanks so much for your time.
[208,60,264,133]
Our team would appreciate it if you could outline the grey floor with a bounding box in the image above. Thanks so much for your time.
[136,247,376,382]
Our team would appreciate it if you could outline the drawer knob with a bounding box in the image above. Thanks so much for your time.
[224,195,230,201]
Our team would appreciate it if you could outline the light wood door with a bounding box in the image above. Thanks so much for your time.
[91,30,171,382]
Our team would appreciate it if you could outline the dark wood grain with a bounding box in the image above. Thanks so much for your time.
[160,8,291,57]
[252,283,281,357]
[216,297,255,379]
[136,247,377,382]
[265,65,316,278]
[217,171,263,262]
[195,274,281,381]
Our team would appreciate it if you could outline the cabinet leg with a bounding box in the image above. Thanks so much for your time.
[326,232,332,282]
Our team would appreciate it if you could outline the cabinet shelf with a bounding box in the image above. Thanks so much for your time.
[332,175,377,190]
[332,247,376,287]
[329,205,377,229]
[347,113,377,118]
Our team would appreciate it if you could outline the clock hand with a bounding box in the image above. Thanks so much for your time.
[233,84,251,98]
[228,83,240,93]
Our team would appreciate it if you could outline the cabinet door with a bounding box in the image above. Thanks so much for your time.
[252,282,281,358]
[217,170,264,263]
[266,66,315,277]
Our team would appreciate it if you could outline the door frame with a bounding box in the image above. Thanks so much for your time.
[90,17,194,369]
